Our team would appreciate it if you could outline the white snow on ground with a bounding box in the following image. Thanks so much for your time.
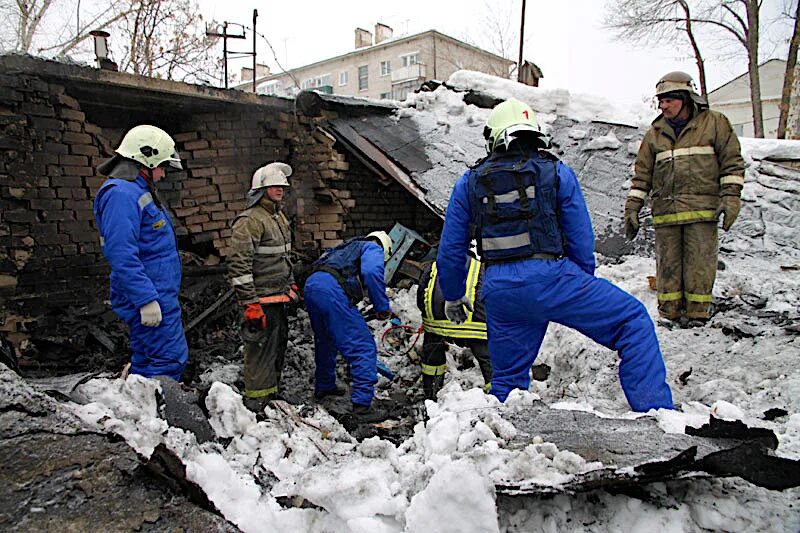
[67,71,800,531]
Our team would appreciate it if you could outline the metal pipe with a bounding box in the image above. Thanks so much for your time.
[253,9,258,93]
[517,0,526,81]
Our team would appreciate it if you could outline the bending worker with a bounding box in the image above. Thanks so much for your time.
[93,125,188,381]
[416,257,492,400]
[227,162,298,412]
[436,98,674,412]
[304,231,394,423]
[625,71,745,326]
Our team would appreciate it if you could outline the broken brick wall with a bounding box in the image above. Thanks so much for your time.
[0,58,441,357]
[0,68,295,347]
[287,111,442,253]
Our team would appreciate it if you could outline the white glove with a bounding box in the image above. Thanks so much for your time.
[444,296,473,325]
[140,300,162,327]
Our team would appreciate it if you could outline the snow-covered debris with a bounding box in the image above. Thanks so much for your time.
[584,130,622,150]
[37,69,800,531]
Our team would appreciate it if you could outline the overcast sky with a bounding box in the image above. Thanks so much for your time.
[198,0,789,104]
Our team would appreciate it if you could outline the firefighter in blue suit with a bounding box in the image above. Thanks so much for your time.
[437,99,674,413]
[304,231,393,422]
[93,125,188,381]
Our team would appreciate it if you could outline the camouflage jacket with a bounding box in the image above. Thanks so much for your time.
[628,107,745,226]
[227,198,293,304]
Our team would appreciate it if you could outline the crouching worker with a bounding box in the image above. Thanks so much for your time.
[438,98,674,412]
[227,162,298,412]
[304,231,394,423]
[93,125,188,381]
[416,257,492,400]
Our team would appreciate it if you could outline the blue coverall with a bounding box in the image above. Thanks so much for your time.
[304,241,390,407]
[437,161,674,412]
[94,174,188,380]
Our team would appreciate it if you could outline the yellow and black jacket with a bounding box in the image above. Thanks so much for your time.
[416,258,486,340]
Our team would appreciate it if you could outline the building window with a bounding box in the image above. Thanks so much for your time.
[401,53,420,67]
[358,65,369,91]
[380,60,391,76]
[380,92,391,99]
[260,82,279,96]
[301,74,332,90]
[339,71,348,86]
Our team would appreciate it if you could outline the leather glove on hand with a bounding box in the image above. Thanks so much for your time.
[716,195,741,231]
[244,303,267,331]
[289,283,302,305]
[376,309,393,321]
[140,300,162,327]
[624,209,640,240]
[444,296,473,325]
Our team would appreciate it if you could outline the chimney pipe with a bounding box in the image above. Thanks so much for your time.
[90,30,118,71]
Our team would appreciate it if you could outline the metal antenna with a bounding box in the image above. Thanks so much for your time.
[206,21,247,89]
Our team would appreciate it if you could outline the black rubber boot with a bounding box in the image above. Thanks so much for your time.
[352,403,389,423]
[422,374,445,401]
[314,386,347,400]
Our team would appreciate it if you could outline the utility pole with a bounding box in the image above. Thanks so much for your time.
[206,21,246,89]
[517,0,526,81]
[252,9,258,93]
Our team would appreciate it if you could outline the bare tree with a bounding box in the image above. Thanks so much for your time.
[604,0,709,95]
[116,0,219,82]
[0,0,131,55]
[778,1,800,138]
[698,0,765,137]
[607,0,771,138]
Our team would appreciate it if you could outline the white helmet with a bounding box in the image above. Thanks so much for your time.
[251,162,292,190]
[116,125,182,169]
[367,231,393,262]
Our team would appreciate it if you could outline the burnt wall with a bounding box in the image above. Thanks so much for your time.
[0,59,441,355]
[0,68,294,345]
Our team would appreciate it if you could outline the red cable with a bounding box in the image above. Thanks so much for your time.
[380,323,424,357]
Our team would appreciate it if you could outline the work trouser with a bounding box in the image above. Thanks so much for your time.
[421,331,493,385]
[240,303,289,398]
[654,222,718,320]
[483,257,673,412]
[127,305,189,381]
[305,271,378,407]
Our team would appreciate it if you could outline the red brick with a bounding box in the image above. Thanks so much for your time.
[183,139,209,150]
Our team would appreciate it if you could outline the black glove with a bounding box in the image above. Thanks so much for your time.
[624,209,640,240]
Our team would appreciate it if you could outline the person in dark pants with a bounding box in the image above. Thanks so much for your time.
[416,257,492,400]
[227,162,298,413]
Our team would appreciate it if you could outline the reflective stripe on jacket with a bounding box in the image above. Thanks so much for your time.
[468,147,564,262]
[93,176,182,320]
[418,259,487,340]
[631,107,745,226]
[227,199,293,305]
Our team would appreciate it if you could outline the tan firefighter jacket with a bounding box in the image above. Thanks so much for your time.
[227,198,293,305]
[628,106,745,226]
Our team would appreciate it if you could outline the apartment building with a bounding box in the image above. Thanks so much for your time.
[242,24,514,101]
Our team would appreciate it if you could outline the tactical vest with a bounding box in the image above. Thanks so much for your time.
[312,237,368,304]
[469,149,564,263]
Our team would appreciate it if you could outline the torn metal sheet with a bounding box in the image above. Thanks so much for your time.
[497,403,800,495]
[322,122,443,218]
